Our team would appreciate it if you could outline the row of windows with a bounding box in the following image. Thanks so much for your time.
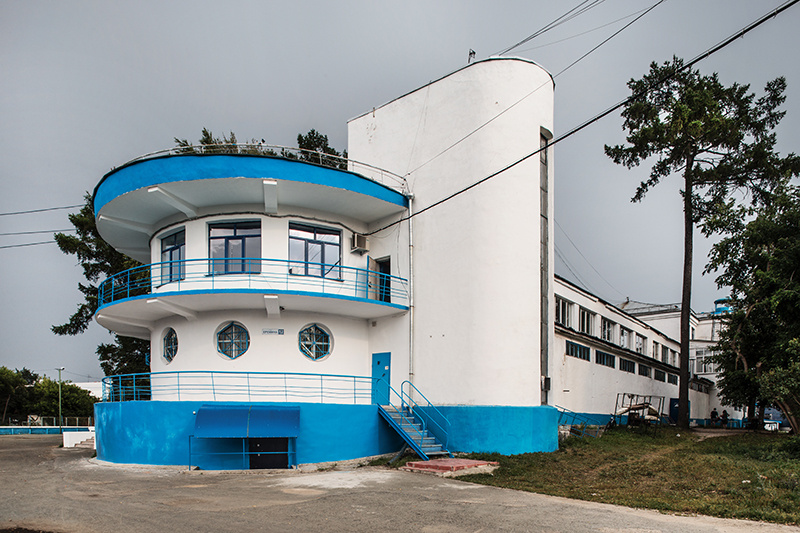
[565,340,677,384]
[162,322,332,363]
[555,297,678,365]
[160,221,344,282]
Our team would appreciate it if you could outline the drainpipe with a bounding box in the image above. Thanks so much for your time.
[407,193,415,387]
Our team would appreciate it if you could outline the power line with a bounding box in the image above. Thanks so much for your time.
[0,241,55,250]
[405,0,663,177]
[367,0,799,237]
[552,0,666,78]
[0,229,75,236]
[0,204,82,217]
[496,0,608,56]
[555,219,625,299]
[513,7,654,54]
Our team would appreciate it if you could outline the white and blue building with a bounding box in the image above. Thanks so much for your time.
[93,57,559,469]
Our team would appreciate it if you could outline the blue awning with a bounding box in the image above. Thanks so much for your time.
[193,404,300,438]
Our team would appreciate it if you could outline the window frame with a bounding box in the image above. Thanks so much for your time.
[298,323,333,361]
[288,223,342,279]
[160,229,186,284]
[163,327,178,363]
[209,221,261,275]
[578,307,594,335]
[595,350,615,368]
[565,340,590,361]
[601,318,615,343]
[555,297,572,328]
[216,321,250,359]
[619,358,635,373]
[619,327,631,349]
[635,334,646,355]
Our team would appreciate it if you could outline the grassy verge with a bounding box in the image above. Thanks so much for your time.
[455,428,800,525]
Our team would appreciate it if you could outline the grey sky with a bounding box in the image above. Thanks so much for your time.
[1,1,797,382]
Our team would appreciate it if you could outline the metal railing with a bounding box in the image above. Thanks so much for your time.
[102,371,379,404]
[556,406,608,439]
[116,143,409,193]
[98,258,409,309]
[400,380,451,451]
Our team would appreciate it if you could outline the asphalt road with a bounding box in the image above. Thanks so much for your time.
[1,435,797,533]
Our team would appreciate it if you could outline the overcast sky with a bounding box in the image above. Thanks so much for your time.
[1,1,798,383]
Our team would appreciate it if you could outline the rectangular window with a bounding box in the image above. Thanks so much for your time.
[635,334,646,355]
[161,229,185,283]
[579,308,594,335]
[209,221,261,274]
[670,349,678,366]
[662,345,670,363]
[695,350,715,374]
[595,350,615,368]
[565,340,590,361]
[601,319,615,343]
[555,297,572,327]
[620,359,635,373]
[619,327,631,349]
[668,374,678,385]
[288,223,341,279]
[653,341,659,360]
[639,364,652,378]
[654,369,666,382]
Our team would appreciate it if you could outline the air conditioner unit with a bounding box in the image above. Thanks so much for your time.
[351,233,369,254]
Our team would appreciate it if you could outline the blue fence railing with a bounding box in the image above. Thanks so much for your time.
[102,371,381,404]
[98,258,409,308]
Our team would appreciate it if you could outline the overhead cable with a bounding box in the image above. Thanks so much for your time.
[405,0,664,177]
[366,0,799,237]
[0,204,82,217]
[496,0,607,56]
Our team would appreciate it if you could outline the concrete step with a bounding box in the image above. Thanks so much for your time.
[75,437,95,449]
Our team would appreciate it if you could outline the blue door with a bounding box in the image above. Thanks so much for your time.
[371,352,391,405]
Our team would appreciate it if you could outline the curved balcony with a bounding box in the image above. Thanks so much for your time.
[93,147,409,262]
[95,258,408,335]
[101,371,380,404]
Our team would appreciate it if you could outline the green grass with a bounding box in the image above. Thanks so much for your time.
[453,428,800,525]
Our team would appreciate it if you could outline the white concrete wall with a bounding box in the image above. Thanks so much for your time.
[349,58,554,406]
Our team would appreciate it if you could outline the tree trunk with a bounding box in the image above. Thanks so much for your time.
[678,156,695,429]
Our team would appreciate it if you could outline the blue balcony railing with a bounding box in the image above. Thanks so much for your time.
[102,371,380,404]
[98,258,409,308]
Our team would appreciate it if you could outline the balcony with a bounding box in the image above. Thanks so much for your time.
[101,371,379,404]
[93,147,409,263]
[95,258,409,336]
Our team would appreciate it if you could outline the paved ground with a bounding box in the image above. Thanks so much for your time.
[1,435,798,533]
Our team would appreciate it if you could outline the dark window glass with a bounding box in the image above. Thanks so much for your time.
[209,222,261,274]
[288,223,341,279]
[161,230,185,283]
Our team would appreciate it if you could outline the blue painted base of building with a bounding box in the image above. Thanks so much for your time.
[95,401,405,469]
[95,402,560,469]
[434,405,559,455]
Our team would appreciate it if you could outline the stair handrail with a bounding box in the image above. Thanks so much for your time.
[379,380,429,445]
[400,380,450,450]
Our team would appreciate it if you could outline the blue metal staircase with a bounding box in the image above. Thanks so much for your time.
[377,381,452,461]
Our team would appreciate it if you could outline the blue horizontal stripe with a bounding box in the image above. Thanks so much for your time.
[94,154,407,214]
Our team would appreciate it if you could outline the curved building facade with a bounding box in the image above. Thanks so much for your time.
[94,58,559,469]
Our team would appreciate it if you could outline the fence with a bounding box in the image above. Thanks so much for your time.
[1,415,93,427]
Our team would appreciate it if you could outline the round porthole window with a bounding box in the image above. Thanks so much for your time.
[217,322,249,359]
[298,323,332,361]
[163,328,178,363]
